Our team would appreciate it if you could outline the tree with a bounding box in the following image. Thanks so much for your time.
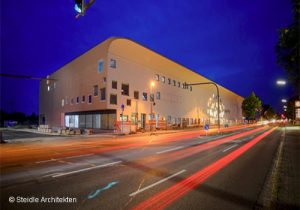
[261,104,276,120]
[276,0,300,95]
[242,92,262,121]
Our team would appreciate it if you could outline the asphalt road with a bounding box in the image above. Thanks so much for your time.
[0,125,284,210]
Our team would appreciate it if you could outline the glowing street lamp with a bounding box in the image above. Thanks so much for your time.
[276,80,287,86]
[281,99,287,103]
[151,81,155,88]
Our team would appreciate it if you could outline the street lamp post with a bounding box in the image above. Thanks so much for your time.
[187,82,220,132]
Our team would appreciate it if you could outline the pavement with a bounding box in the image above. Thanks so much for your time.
[272,126,300,209]
[0,124,253,143]
[0,125,299,210]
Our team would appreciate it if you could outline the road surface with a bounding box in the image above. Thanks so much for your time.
[0,125,295,210]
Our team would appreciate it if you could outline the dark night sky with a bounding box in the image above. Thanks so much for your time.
[0,0,294,115]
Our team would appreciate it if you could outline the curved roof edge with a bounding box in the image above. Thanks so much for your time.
[108,37,244,100]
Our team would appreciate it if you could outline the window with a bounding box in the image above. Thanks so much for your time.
[61,99,64,107]
[110,94,117,105]
[150,94,154,102]
[88,95,92,103]
[156,92,160,100]
[181,83,184,89]
[110,59,116,68]
[127,99,131,106]
[190,86,192,91]
[76,97,79,104]
[167,116,171,124]
[121,84,129,96]
[103,77,107,83]
[93,85,98,96]
[173,80,176,86]
[142,92,147,101]
[66,97,69,105]
[178,81,180,87]
[71,98,74,105]
[134,91,139,99]
[120,114,128,121]
[168,78,171,84]
[100,88,106,100]
[82,95,85,103]
[155,74,159,81]
[112,80,117,89]
[98,60,104,73]
[161,76,165,83]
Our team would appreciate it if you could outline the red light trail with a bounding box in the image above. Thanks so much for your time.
[132,127,277,210]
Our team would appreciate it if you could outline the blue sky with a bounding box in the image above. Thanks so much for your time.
[1,0,294,114]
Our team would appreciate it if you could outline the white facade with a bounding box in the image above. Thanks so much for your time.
[39,37,244,131]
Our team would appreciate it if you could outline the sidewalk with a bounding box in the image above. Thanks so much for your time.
[273,126,300,209]
[0,124,255,144]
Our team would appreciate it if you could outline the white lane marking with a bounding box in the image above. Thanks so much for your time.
[129,169,186,197]
[223,144,238,152]
[52,161,122,178]
[65,153,94,159]
[36,153,94,164]
[36,159,57,164]
[156,146,184,154]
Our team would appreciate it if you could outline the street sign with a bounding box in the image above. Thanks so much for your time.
[204,124,209,130]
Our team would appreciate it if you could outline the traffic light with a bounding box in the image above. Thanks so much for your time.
[74,0,84,14]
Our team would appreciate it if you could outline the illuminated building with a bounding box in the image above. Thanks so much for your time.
[39,38,244,132]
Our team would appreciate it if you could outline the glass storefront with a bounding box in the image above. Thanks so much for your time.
[64,110,116,129]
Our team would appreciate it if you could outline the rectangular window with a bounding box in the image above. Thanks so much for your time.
[120,114,128,121]
[110,59,116,68]
[168,78,171,84]
[178,81,180,87]
[150,94,154,102]
[71,98,74,105]
[167,116,171,124]
[82,95,85,103]
[66,97,69,105]
[134,91,139,99]
[112,80,117,89]
[127,99,131,106]
[190,86,192,91]
[88,95,92,103]
[155,74,159,81]
[173,80,176,86]
[121,84,129,96]
[110,94,117,105]
[161,76,165,83]
[93,85,98,96]
[156,92,160,100]
[142,92,147,101]
[76,96,79,104]
[98,60,104,73]
[61,99,64,107]
[103,77,107,83]
[100,88,106,100]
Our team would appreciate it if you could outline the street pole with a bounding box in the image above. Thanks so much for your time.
[187,82,220,132]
